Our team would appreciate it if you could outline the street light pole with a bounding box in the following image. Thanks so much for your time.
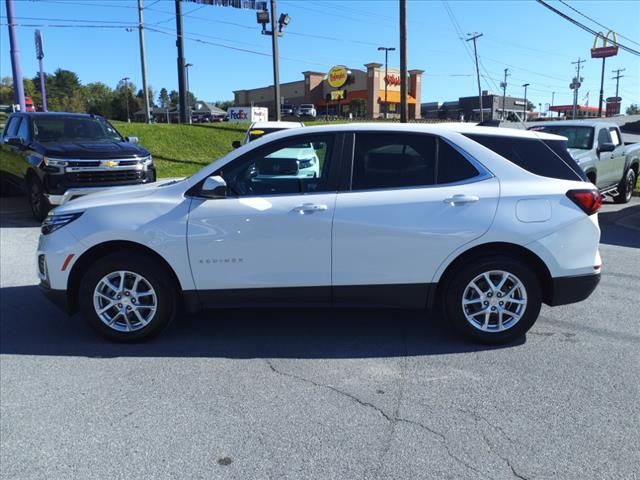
[466,32,483,122]
[270,0,281,121]
[522,83,530,123]
[378,46,395,120]
[122,76,131,123]
[185,63,193,124]
[137,0,151,124]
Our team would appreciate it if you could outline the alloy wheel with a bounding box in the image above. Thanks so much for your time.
[461,270,528,332]
[93,270,157,332]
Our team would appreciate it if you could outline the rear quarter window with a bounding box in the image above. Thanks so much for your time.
[464,134,586,182]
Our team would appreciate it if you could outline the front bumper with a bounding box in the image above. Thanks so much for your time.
[39,281,71,314]
[548,273,601,306]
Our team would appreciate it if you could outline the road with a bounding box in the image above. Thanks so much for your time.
[1,195,639,480]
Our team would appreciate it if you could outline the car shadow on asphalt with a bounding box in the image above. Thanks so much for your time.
[0,285,523,358]
[0,195,40,228]
[599,204,640,249]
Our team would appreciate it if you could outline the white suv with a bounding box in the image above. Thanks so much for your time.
[37,124,602,344]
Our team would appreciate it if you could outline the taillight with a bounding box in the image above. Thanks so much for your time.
[566,189,602,215]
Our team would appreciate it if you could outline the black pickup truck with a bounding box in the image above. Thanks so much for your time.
[0,112,156,220]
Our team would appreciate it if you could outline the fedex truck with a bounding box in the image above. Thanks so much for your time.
[227,106,268,123]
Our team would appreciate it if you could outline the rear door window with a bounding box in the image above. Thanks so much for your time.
[609,128,621,146]
[351,133,480,190]
[464,134,585,181]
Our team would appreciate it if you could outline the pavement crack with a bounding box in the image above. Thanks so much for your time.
[264,359,392,422]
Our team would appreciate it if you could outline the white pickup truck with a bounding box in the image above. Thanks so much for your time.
[529,120,640,203]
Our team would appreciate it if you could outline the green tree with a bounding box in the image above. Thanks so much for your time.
[158,88,170,108]
[111,79,139,121]
[136,86,156,109]
[84,82,114,118]
[214,100,234,111]
[169,90,179,107]
[626,104,639,115]
[527,101,536,111]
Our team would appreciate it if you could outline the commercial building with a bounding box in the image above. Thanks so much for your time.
[233,63,424,120]
[422,91,533,122]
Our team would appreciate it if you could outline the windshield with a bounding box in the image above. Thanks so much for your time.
[32,116,123,143]
[528,125,594,150]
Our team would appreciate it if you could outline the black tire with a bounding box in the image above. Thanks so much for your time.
[444,256,542,345]
[27,176,51,222]
[614,168,636,204]
[78,252,177,342]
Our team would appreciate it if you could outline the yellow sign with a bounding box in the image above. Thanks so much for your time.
[330,90,345,101]
[591,31,618,58]
[328,66,348,89]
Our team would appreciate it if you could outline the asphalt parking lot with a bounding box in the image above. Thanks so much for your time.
[1,195,639,480]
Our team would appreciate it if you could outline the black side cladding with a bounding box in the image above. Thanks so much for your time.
[464,134,588,182]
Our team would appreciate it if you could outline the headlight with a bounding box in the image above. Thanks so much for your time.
[41,212,83,235]
[142,155,153,166]
[298,158,316,169]
[43,156,69,167]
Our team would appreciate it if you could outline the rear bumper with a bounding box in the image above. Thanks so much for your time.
[548,273,600,306]
[39,281,71,314]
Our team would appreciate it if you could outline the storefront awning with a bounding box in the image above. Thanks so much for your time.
[378,90,417,104]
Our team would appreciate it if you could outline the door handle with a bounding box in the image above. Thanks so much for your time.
[292,203,328,214]
[443,194,479,206]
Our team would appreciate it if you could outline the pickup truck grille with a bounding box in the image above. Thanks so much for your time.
[66,170,144,184]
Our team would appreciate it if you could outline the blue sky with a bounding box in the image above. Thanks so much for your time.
[1,0,639,112]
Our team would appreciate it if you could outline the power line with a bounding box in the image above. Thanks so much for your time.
[557,0,640,48]
[536,0,640,56]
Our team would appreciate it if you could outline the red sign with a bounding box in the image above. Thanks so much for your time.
[385,74,401,86]
[606,101,621,117]
[591,31,618,58]
[591,46,619,58]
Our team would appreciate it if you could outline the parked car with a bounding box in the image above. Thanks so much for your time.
[280,104,295,116]
[232,120,304,148]
[528,120,640,203]
[297,104,317,118]
[0,112,156,220]
[37,123,601,344]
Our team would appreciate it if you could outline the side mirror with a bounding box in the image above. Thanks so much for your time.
[232,140,242,149]
[597,142,615,153]
[5,136,24,147]
[126,136,139,144]
[200,175,227,199]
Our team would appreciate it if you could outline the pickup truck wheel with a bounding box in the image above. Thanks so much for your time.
[79,253,177,342]
[27,176,51,222]
[444,256,542,345]
[614,168,636,204]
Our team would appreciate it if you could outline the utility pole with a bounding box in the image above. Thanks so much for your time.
[466,32,483,122]
[522,83,530,123]
[399,0,408,123]
[122,77,131,122]
[378,46,395,120]
[34,30,47,111]
[6,0,25,112]
[269,0,281,121]
[500,68,509,121]
[571,57,585,120]
[611,68,625,98]
[138,0,151,124]
[175,0,188,123]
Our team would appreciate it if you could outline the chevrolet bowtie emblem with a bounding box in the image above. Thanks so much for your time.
[102,160,118,168]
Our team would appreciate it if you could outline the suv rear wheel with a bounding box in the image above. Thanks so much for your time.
[79,252,177,342]
[444,256,542,344]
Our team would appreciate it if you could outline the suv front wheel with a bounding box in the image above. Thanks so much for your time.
[444,256,542,344]
[79,252,177,342]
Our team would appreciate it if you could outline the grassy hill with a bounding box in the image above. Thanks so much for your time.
[112,121,246,178]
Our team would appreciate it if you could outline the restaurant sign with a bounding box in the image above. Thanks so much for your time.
[328,66,349,89]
